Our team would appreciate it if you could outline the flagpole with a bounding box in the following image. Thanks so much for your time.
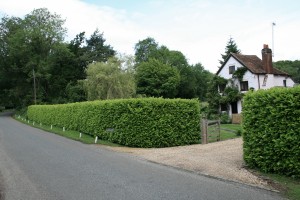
[272,22,276,57]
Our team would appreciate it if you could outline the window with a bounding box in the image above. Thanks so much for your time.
[220,104,227,111]
[229,66,235,74]
[218,84,226,93]
[240,81,249,91]
[283,80,287,87]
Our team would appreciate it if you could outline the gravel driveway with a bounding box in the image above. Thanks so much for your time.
[103,138,272,190]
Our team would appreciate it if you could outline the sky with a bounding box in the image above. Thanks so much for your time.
[0,0,299,73]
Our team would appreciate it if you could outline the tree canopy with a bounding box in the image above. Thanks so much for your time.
[0,8,116,107]
[219,37,241,66]
[83,57,136,100]
[273,60,300,83]
[135,59,180,98]
[134,37,213,100]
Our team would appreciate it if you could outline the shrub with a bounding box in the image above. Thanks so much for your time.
[243,87,300,178]
[220,112,231,124]
[27,98,201,148]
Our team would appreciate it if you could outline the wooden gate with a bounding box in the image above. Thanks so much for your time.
[201,119,220,144]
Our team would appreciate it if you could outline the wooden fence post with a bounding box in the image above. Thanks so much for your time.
[217,119,221,141]
[201,119,208,144]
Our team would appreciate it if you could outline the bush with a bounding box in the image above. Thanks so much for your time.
[27,98,201,148]
[220,112,231,124]
[243,87,300,178]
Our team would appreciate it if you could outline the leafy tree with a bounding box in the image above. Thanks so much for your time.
[273,60,300,83]
[0,8,67,107]
[135,59,180,98]
[0,9,117,107]
[134,37,159,64]
[83,57,136,100]
[191,63,213,100]
[219,37,241,66]
[68,31,87,80]
[85,29,115,63]
[0,16,24,107]
[134,37,213,99]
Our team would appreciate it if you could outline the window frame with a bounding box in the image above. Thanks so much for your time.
[229,65,235,74]
[240,81,249,91]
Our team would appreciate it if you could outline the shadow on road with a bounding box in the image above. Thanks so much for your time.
[0,111,14,117]
[0,171,4,200]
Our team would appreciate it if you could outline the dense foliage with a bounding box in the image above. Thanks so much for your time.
[274,60,300,83]
[135,59,180,98]
[27,98,201,148]
[83,57,136,100]
[206,75,243,119]
[0,8,115,107]
[243,87,300,177]
[134,37,213,100]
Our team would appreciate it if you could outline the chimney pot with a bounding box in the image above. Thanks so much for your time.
[263,44,268,49]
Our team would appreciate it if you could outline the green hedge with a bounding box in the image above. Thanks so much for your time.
[243,87,300,177]
[27,98,201,148]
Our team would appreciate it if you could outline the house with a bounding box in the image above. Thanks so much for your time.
[216,44,295,122]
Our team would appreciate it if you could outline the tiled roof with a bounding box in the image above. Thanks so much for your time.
[231,53,289,76]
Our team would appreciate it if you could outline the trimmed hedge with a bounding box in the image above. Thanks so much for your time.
[27,98,201,148]
[243,87,300,177]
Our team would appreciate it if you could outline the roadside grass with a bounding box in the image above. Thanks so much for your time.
[14,115,122,147]
[258,172,300,200]
[14,114,242,146]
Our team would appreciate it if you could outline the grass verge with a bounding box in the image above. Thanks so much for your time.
[14,115,122,147]
[258,172,300,200]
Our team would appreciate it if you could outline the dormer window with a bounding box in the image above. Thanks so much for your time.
[229,66,235,74]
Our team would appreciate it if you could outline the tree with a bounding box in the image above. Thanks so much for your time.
[134,37,213,99]
[85,29,116,63]
[0,9,118,107]
[219,37,241,66]
[191,63,213,100]
[0,8,68,107]
[0,16,24,107]
[83,57,136,100]
[135,59,180,98]
[134,37,159,64]
[273,60,300,83]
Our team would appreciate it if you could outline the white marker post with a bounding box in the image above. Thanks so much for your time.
[79,133,82,138]
[95,136,98,144]
[63,127,65,132]
[51,125,53,129]
[33,122,35,126]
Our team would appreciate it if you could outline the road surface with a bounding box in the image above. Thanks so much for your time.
[0,112,284,200]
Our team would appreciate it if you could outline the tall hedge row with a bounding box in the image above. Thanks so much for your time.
[27,98,201,148]
[243,87,300,177]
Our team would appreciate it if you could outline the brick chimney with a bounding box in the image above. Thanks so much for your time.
[261,44,273,74]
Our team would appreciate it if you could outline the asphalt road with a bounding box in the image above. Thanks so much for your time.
[0,112,284,200]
